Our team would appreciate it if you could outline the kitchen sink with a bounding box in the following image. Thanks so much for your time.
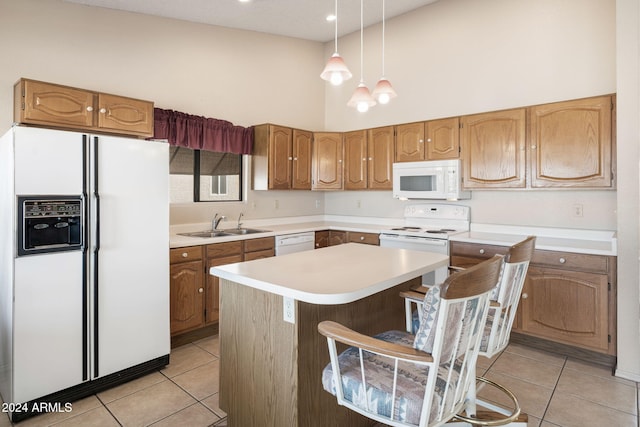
[177,230,234,238]
[222,228,270,235]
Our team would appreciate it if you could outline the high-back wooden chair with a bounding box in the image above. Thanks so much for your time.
[318,255,503,427]
[400,236,536,426]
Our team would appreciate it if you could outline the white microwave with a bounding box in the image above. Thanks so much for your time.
[392,159,471,200]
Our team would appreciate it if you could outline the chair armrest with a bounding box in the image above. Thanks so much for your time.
[318,321,433,363]
[399,289,427,302]
[448,265,466,273]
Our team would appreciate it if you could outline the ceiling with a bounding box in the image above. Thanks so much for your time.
[62,0,440,42]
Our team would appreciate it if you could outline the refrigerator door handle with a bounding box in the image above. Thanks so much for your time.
[82,135,89,381]
[92,136,100,378]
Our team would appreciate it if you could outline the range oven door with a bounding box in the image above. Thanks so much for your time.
[379,233,449,286]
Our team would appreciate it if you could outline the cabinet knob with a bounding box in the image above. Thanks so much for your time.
[86,106,94,112]
[522,293,528,299]
[99,108,107,114]
[426,138,432,142]
[288,157,293,160]
[479,249,485,254]
[559,257,566,264]
[293,157,298,161]
[198,288,204,293]
[362,158,367,161]
[368,157,373,161]
[181,252,188,258]
[531,145,537,149]
[360,236,365,241]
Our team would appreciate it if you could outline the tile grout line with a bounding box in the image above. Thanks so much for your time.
[539,356,568,424]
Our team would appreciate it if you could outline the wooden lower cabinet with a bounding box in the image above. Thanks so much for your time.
[329,230,347,246]
[170,237,275,337]
[315,230,329,248]
[449,241,616,356]
[169,246,205,335]
[347,231,380,245]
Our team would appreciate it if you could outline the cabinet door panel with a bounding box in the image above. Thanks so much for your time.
[312,132,343,190]
[292,129,312,189]
[97,93,153,136]
[206,255,243,324]
[461,108,526,188]
[268,125,293,189]
[344,130,367,190]
[170,261,204,335]
[426,117,459,160]
[395,122,425,162]
[367,126,394,189]
[19,79,95,128]
[522,267,609,351]
[529,96,612,188]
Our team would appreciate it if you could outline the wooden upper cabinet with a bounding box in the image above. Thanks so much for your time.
[269,125,293,190]
[395,122,425,162]
[529,95,613,188]
[312,132,343,190]
[344,130,368,190]
[425,117,460,160]
[292,129,312,190]
[461,108,526,189]
[367,126,394,189]
[14,78,153,137]
[96,93,154,136]
[395,119,459,162]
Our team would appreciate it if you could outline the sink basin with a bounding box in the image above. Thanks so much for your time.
[223,228,270,235]
[177,230,234,238]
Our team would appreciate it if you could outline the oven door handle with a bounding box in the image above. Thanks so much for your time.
[379,234,448,246]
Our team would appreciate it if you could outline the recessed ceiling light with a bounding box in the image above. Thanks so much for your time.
[238,0,251,3]
[326,14,336,22]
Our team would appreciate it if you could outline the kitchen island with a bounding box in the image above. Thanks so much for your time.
[209,243,449,427]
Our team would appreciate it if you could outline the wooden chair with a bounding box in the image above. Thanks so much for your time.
[318,255,503,427]
[401,236,536,426]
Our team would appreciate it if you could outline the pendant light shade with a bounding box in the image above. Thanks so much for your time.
[320,0,352,86]
[320,53,352,86]
[347,82,376,112]
[372,77,397,104]
[372,0,397,104]
[348,0,376,112]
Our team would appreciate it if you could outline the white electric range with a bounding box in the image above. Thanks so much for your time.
[379,203,470,285]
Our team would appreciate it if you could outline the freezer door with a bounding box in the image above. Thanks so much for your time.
[13,127,84,195]
[13,252,85,403]
[91,136,169,378]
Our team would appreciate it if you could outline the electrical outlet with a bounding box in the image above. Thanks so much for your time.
[274,199,279,209]
[315,199,321,209]
[573,204,584,217]
[356,199,361,208]
[283,297,295,324]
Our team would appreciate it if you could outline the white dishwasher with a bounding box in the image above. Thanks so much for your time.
[275,232,315,256]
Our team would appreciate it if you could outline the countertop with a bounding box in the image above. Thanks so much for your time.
[450,223,617,256]
[170,215,617,256]
[209,243,449,305]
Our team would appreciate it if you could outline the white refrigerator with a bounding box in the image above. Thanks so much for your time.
[0,126,169,422]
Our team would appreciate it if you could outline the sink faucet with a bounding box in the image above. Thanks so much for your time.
[237,212,244,230]
[212,213,226,230]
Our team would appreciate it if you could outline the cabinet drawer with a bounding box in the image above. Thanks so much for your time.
[531,250,609,273]
[206,241,243,258]
[170,246,203,264]
[244,236,275,253]
[347,232,380,245]
[450,241,509,259]
[244,248,275,261]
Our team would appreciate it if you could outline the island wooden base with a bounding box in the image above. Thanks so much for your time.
[219,276,421,427]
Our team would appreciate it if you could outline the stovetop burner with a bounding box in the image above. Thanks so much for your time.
[391,226,422,231]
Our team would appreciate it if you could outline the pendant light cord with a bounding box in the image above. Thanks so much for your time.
[359,0,364,83]
[381,0,386,77]
[334,0,338,53]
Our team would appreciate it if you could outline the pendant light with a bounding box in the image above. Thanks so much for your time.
[320,0,352,86]
[372,0,397,104]
[348,0,376,112]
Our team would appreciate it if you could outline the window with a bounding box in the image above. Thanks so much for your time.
[169,146,242,203]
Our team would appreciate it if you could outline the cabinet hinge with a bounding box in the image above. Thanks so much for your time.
[608,282,611,291]
[608,334,611,343]
[21,101,25,111]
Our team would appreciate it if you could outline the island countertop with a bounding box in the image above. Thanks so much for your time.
[209,243,449,305]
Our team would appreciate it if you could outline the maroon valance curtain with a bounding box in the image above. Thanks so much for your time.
[152,108,254,155]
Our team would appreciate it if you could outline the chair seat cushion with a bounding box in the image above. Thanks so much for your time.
[322,330,459,425]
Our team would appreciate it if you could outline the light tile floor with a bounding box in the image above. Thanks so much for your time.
[1,337,638,427]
